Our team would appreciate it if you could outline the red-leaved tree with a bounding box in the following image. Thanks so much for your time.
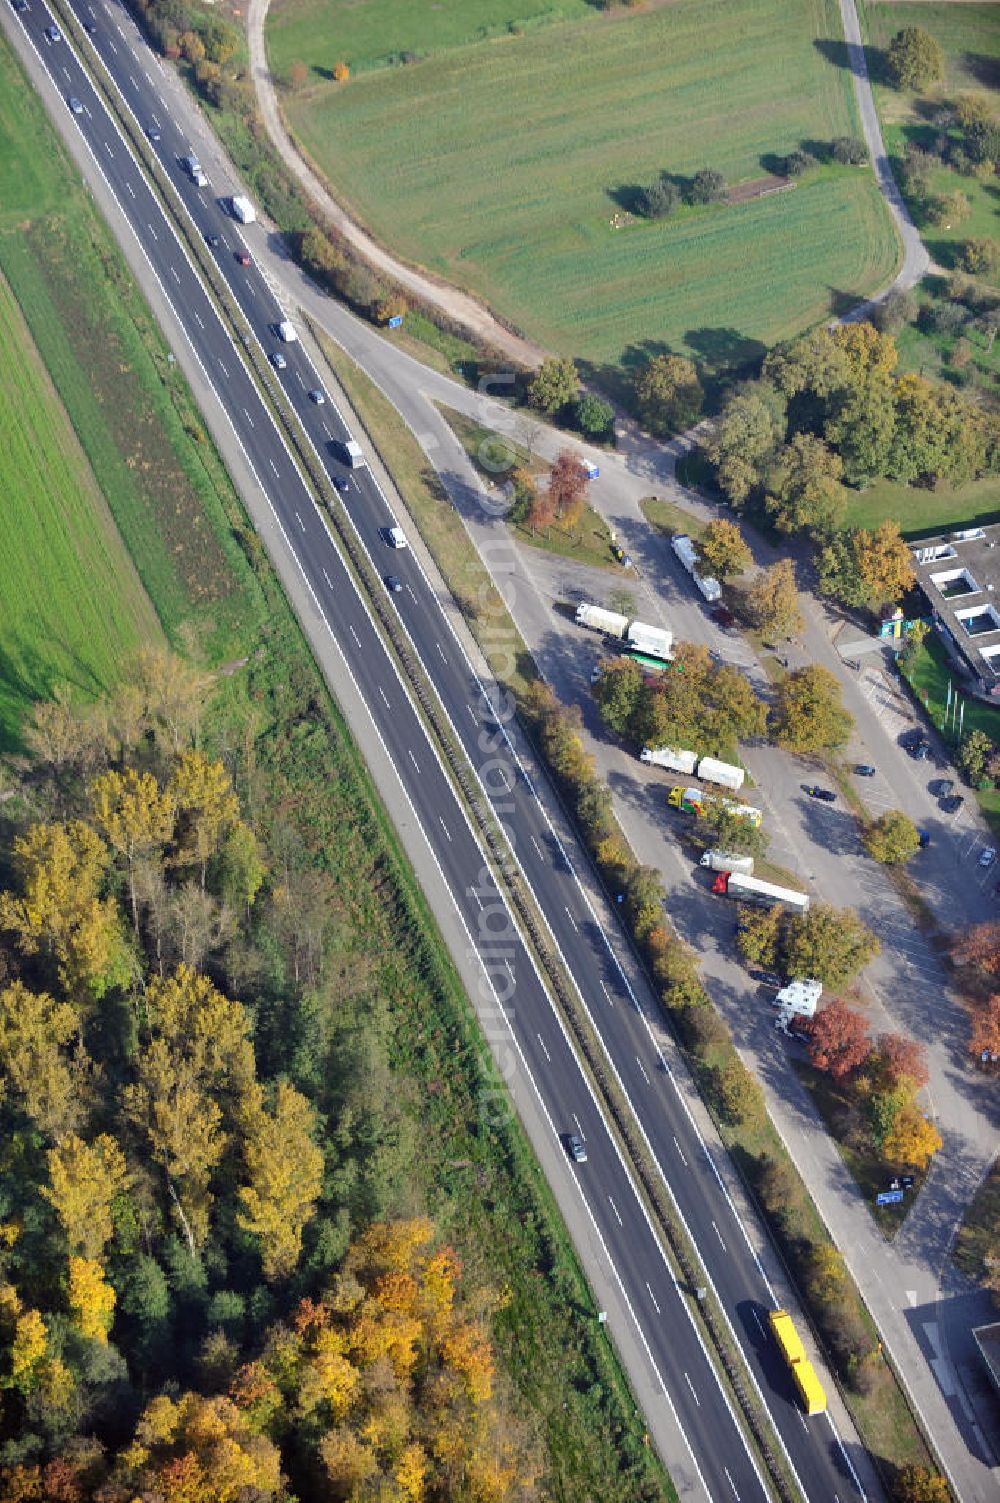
[547,450,589,524]
[970,995,1000,1060]
[805,998,871,1081]
[872,1032,929,1093]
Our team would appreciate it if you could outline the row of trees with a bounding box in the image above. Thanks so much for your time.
[0,659,532,1501]
[638,167,727,220]
[593,644,854,759]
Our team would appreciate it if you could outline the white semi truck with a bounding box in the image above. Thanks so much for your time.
[671,533,722,603]
[710,870,810,913]
[626,621,673,660]
[699,849,754,874]
[575,604,673,661]
[640,747,698,775]
[697,756,745,791]
[230,194,256,224]
[575,603,630,638]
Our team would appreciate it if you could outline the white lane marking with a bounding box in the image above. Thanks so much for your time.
[218,359,229,378]
[599,979,615,1008]
[530,835,543,859]
[322,569,333,589]
[169,266,180,283]
[435,641,447,664]
[125,180,135,197]
[608,1196,623,1227]
[564,906,579,932]
[143,69,152,82]
[348,625,362,648]
[128,72,136,88]
[295,512,306,534]
[377,687,390,709]
[752,1309,767,1340]
[322,422,331,438]
[103,139,114,156]
[407,749,419,772]
[724,1466,739,1499]
[294,370,303,386]
[636,1056,651,1086]
[107,37,117,52]
[572,1114,586,1140]
[466,704,478,726]
[712,1221,727,1253]
[684,1371,700,1407]
[646,1282,661,1315]
[193,312,203,328]
[470,887,482,910]
[673,1135,689,1167]
[439,815,452,843]
[269,458,279,476]
[61,64,70,79]
[536,1032,551,1063]
[406,585,417,603]
[242,407,255,428]
[116,22,124,36]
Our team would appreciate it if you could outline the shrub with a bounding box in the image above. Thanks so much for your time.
[640,175,680,220]
[573,394,615,440]
[887,26,944,91]
[962,238,1000,280]
[782,149,815,178]
[830,136,867,166]
[334,60,350,83]
[688,168,726,204]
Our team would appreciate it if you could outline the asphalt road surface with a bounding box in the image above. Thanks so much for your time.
[7,2,875,1497]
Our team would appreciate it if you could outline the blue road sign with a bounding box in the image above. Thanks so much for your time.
[876,1189,904,1206]
[387,314,403,329]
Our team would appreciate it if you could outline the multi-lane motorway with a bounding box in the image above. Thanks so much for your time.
[6,4,875,1497]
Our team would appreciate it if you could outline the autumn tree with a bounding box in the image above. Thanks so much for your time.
[527,357,579,415]
[863,810,921,865]
[122,646,212,755]
[882,1105,942,1169]
[67,1257,116,1343]
[715,1059,765,1125]
[870,1033,929,1094]
[633,354,703,437]
[765,434,846,536]
[42,1134,128,1261]
[772,665,853,752]
[735,905,782,971]
[745,559,803,639]
[696,518,751,580]
[109,1392,283,1500]
[91,767,176,931]
[969,995,1000,1060]
[22,685,106,799]
[697,801,771,859]
[238,1082,324,1282]
[547,450,589,526]
[805,998,872,1081]
[334,59,349,82]
[958,728,993,784]
[887,26,944,90]
[783,904,880,990]
[704,383,787,506]
[526,485,556,533]
[893,1465,950,1503]
[169,751,241,887]
[0,982,82,1143]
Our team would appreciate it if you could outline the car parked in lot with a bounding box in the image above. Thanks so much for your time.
[855,764,876,777]
[941,795,964,814]
[804,785,836,802]
[563,1132,587,1164]
[933,778,954,797]
[979,847,997,869]
[913,742,931,761]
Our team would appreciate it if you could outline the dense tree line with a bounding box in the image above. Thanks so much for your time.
[0,656,537,1503]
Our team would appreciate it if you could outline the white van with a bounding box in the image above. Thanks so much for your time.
[277,319,298,343]
[384,526,407,550]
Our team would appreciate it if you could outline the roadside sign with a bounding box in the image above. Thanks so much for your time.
[584,461,600,480]
[877,1189,904,1206]
[387,314,403,329]
[900,1175,915,1190]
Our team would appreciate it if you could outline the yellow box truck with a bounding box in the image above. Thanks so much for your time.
[768,1309,827,1416]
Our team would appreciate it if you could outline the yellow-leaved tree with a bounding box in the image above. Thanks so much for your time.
[42,1134,128,1261]
[111,1391,283,1502]
[91,767,176,932]
[237,1081,324,1282]
[67,1257,116,1343]
[0,981,82,1142]
[169,750,240,887]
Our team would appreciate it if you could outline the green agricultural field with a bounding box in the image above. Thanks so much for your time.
[0,35,264,704]
[280,0,900,374]
[0,272,161,749]
[857,3,999,274]
[267,0,593,77]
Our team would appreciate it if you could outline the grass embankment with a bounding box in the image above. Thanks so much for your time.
[0,39,670,1498]
[281,0,898,373]
[437,405,619,570]
[0,34,262,696]
[640,495,707,541]
[0,269,160,748]
[858,1,1000,275]
[954,1153,1000,1288]
[319,331,941,1488]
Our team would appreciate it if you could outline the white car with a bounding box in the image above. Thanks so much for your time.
[979,847,997,869]
[270,351,287,371]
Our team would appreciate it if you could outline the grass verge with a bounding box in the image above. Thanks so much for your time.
[954,1153,1000,1289]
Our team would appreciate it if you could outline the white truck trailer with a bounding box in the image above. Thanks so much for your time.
[671,533,722,604]
[626,621,673,661]
[575,603,629,639]
[710,870,810,912]
[699,849,754,875]
[772,979,823,1035]
[640,746,698,775]
[697,756,745,792]
[230,194,256,224]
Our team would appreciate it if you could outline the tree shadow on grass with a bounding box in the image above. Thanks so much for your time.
[607,183,647,216]
[683,327,767,406]
[964,51,1000,91]
[813,37,851,70]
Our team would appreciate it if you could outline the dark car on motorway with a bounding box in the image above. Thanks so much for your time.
[563,1132,587,1164]
[44,23,62,40]
[384,574,403,594]
[235,249,251,266]
[804,785,836,802]
[204,231,220,248]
